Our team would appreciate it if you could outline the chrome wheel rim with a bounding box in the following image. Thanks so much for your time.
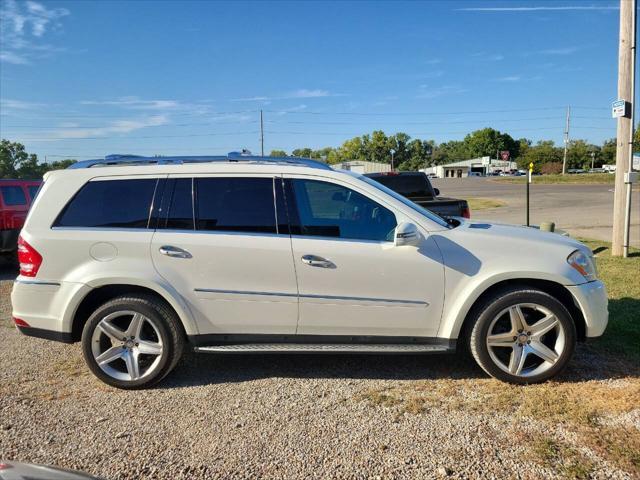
[91,310,163,382]
[486,303,565,378]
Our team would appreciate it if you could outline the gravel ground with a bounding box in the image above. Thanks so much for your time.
[0,277,638,480]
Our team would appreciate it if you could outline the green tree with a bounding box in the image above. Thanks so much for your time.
[1,139,40,179]
[634,125,640,152]
[269,149,288,157]
[463,128,518,159]
[291,148,313,158]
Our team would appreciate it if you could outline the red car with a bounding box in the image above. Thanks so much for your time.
[0,179,42,257]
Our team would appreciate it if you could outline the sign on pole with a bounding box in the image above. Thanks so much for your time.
[500,151,510,161]
[612,99,629,118]
[528,162,534,184]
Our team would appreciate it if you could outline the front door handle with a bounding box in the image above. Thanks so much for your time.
[159,245,192,259]
[301,255,335,268]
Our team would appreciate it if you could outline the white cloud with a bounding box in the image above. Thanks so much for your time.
[0,98,46,109]
[457,6,618,12]
[416,85,468,99]
[80,97,181,110]
[286,89,331,98]
[232,89,342,102]
[537,46,579,55]
[0,0,70,65]
[496,75,521,82]
[25,115,170,141]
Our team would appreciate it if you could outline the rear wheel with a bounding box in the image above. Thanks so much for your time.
[81,295,184,389]
[468,288,576,384]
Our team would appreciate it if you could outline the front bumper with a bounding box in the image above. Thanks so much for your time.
[566,280,609,338]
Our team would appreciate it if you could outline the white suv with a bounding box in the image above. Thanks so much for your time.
[11,154,608,389]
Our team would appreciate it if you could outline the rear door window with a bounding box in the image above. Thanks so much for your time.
[1,186,27,206]
[195,177,278,234]
[54,178,158,228]
[164,178,194,230]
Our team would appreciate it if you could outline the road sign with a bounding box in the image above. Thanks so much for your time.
[612,99,628,118]
[500,151,510,161]
[528,162,533,183]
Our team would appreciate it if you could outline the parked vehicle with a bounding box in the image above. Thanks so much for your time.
[468,172,482,177]
[0,179,41,258]
[364,172,470,219]
[12,154,608,388]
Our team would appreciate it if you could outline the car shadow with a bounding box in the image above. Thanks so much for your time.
[159,343,639,390]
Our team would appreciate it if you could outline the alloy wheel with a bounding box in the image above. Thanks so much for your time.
[90,310,164,382]
[485,303,565,378]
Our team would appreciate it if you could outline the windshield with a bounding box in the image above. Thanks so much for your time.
[371,174,432,197]
[352,173,451,228]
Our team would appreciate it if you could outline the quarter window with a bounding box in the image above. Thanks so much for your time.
[54,179,158,228]
[288,179,397,241]
[195,177,278,234]
[1,186,27,206]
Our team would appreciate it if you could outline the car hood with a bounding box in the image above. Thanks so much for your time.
[432,219,592,285]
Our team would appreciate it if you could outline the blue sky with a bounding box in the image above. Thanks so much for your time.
[0,0,635,160]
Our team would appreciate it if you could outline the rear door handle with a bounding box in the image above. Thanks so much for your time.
[301,255,335,268]
[159,245,192,259]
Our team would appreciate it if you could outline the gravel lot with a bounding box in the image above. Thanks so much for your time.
[1,271,638,480]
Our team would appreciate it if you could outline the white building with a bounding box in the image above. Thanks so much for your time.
[337,160,392,174]
[422,157,517,178]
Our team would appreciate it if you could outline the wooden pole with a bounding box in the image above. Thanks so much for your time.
[612,0,636,256]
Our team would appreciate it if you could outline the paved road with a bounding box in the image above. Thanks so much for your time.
[432,178,640,248]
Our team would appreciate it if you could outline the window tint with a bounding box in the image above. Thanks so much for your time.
[195,177,277,234]
[1,186,27,206]
[55,179,157,228]
[27,185,40,200]
[289,179,396,241]
[165,178,194,230]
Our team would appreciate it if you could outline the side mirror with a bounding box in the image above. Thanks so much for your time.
[433,187,440,196]
[394,222,421,247]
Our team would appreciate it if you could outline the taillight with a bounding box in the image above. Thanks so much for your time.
[462,207,471,219]
[13,317,30,328]
[17,236,42,277]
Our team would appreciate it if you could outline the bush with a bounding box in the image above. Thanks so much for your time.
[541,162,563,175]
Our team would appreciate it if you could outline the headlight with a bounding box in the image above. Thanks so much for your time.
[567,250,597,281]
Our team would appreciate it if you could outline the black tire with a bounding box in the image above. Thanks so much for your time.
[81,294,184,389]
[468,287,577,384]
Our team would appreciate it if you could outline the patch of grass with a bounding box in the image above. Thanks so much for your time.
[581,239,640,362]
[466,197,507,210]
[492,173,615,184]
[532,436,595,480]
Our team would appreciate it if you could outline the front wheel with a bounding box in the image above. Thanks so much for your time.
[468,288,577,384]
[81,295,184,389]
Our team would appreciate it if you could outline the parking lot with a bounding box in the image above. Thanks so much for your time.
[431,177,640,248]
[1,259,639,479]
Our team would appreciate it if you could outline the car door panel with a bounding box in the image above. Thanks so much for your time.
[285,176,445,337]
[151,175,299,335]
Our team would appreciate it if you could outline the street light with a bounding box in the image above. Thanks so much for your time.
[390,148,396,171]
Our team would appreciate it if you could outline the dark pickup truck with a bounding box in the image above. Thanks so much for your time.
[365,171,470,219]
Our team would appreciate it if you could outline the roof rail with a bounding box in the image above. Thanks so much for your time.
[67,153,332,170]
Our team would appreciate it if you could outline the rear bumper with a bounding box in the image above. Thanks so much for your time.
[0,229,19,253]
[16,325,74,343]
[11,279,91,342]
[566,280,609,338]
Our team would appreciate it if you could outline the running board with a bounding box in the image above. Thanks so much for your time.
[194,343,453,354]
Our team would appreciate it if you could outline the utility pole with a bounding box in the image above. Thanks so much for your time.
[562,106,571,175]
[612,0,636,257]
[591,151,596,171]
[260,110,264,156]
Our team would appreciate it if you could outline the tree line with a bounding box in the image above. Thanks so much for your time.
[270,127,640,173]
[2,126,639,179]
